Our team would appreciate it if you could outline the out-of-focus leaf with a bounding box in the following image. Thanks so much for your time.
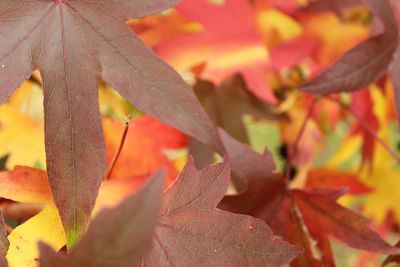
[292,189,399,254]
[305,168,372,195]
[299,0,398,94]
[302,0,362,15]
[218,130,400,266]
[0,167,147,267]
[103,116,186,183]
[144,158,302,266]
[38,172,165,267]
[350,89,379,166]
[0,82,45,169]
[382,241,400,266]
[190,75,284,167]
[0,0,222,245]
[157,0,275,102]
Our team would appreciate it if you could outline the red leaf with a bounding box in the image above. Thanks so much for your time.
[350,89,379,165]
[38,171,166,267]
[306,168,372,195]
[0,0,222,245]
[218,130,400,266]
[291,190,400,254]
[144,158,302,266]
[382,241,400,266]
[299,0,399,94]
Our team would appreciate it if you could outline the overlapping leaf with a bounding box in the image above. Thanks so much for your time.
[143,158,302,266]
[39,172,165,267]
[0,0,222,245]
[0,166,148,267]
[218,130,400,266]
[299,0,399,96]
[190,75,284,167]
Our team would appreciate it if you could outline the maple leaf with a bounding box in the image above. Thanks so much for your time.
[0,166,147,267]
[299,0,399,96]
[218,130,400,266]
[0,0,222,245]
[143,158,302,266]
[38,171,165,267]
[189,75,284,167]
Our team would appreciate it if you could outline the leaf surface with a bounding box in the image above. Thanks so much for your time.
[299,0,399,94]
[144,159,302,266]
[39,171,165,267]
[0,0,221,245]
[190,75,284,167]
[0,166,147,267]
[218,131,400,266]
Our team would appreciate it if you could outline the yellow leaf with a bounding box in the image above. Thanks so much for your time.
[6,205,65,267]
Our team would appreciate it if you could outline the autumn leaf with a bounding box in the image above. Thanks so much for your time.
[218,130,400,266]
[305,168,372,195]
[0,166,148,267]
[190,75,284,167]
[0,82,45,169]
[299,0,398,95]
[103,116,186,183]
[143,158,302,266]
[0,0,224,246]
[38,171,165,267]
[156,0,276,102]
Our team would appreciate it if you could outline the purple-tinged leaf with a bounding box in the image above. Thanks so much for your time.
[291,190,400,254]
[0,0,222,246]
[144,159,302,266]
[299,0,399,95]
[39,171,166,267]
[218,129,287,220]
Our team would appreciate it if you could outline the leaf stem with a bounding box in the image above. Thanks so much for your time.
[326,96,400,164]
[105,119,130,180]
[285,97,318,180]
